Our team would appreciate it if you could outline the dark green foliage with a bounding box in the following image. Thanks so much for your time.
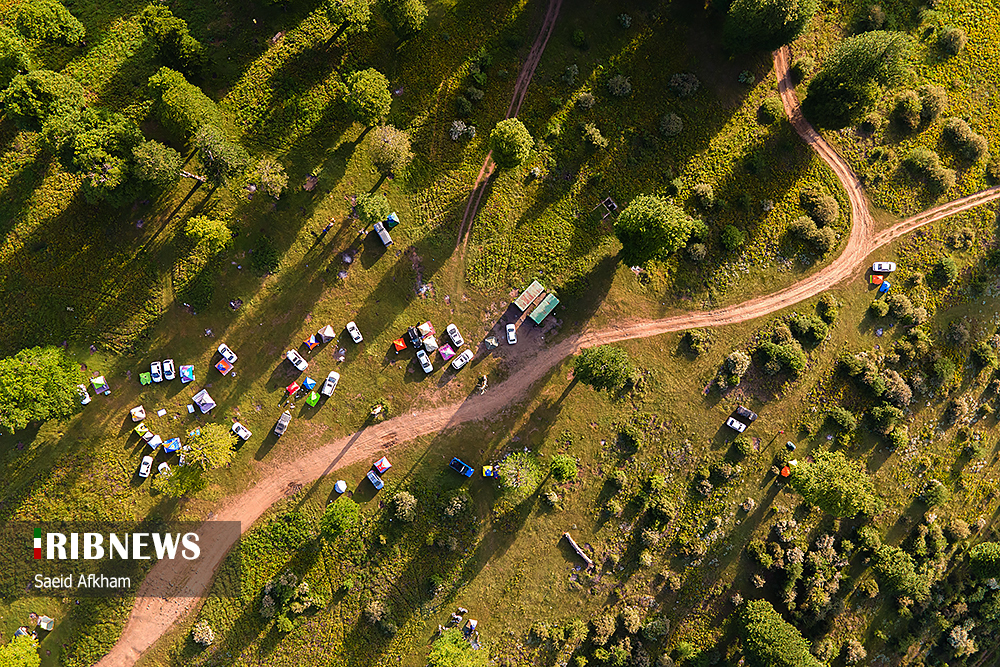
[0,346,82,432]
[816,293,838,324]
[885,292,915,322]
[936,256,959,284]
[345,68,392,126]
[139,4,206,74]
[938,26,966,56]
[734,434,755,458]
[16,0,85,46]
[147,67,225,141]
[787,216,836,254]
[490,117,533,169]
[723,0,818,53]
[356,192,390,226]
[0,25,31,90]
[826,406,857,432]
[869,299,889,317]
[683,329,711,355]
[381,0,428,37]
[757,340,807,376]
[921,479,950,506]
[969,542,1000,577]
[429,628,490,666]
[367,125,413,176]
[902,147,956,193]
[571,29,586,48]
[669,72,700,97]
[721,225,746,251]
[320,496,361,536]
[573,345,632,393]
[614,195,693,265]
[789,450,884,517]
[788,312,828,344]
[1,70,86,130]
[739,599,824,667]
[250,235,279,274]
[856,524,882,551]
[941,117,988,162]
[194,124,250,187]
[758,96,784,124]
[132,140,182,188]
[873,545,928,599]
[790,56,814,83]
[868,403,903,435]
[325,0,373,33]
[0,634,40,667]
[932,357,956,385]
[802,31,910,129]
[918,84,948,122]
[891,90,921,131]
[550,454,578,482]
[971,341,998,368]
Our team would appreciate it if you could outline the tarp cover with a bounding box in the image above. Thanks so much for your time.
[92,376,109,393]
[286,381,300,394]
[513,280,545,311]
[393,338,407,352]
[385,212,400,229]
[215,359,233,375]
[148,434,162,449]
[163,437,182,453]
[439,344,455,361]
[418,321,435,338]
[130,406,146,422]
[423,335,439,352]
[305,391,320,406]
[304,335,319,350]
[302,377,317,391]
[180,365,195,383]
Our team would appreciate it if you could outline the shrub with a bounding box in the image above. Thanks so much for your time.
[577,92,595,109]
[185,216,232,255]
[758,96,784,124]
[356,192,391,226]
[723,0,817,53]
[497,452,542,496]
[873,544,928,599]
[969,542,1000,577]
[582,123,608,149]
[0,25,31,91]
[799,183,839,226]
[383,0,428,37]
[687,243,706,261]
[449,120,476,141]
[320,496,360,537]
[490,118,533,169]
[816,293,838,323]
[891,90,921,131]
[826,407,857,432]
[659,112,683,137]
[571,29,586,48]
[885,292,914,321]
[944,396,968,425]
[192,620,215,646]
[882,370,912,407]
[734,434,754,458]
[392,491,417,522]
[429,628,489,667]
[720,225,746,251]
[147,67,224,141]
[725,350,752,377]
[789,313,829,344]
[550,454,578,482]
[132,140,182,188]
[938,26,967,56]
[669,72,700,97]
[946,320,969,347]
[843,638,867,665]
[16,0,85,46]
[936,256,959,284]
[757,340,807,376]
[194,125,250,187]
[869,403,903,435]
[933,357,956,385]
[941,117,988,162]
[902,147,956,193]
[918,85,948,122]
[345,68,392,126]
[561,64,579,85]
[1,70,86,130]
[247,158,289,199]
[692,182,715,208]
[921,479,949,506]
[740,600,824,667]
[790,56,814,83]
[591,614,616,645]
[972,341,997,368]
[607,75,631,97]
[139,4,206,74]
[325,0,374,33]
[787,216,836,254]
[869,299,889,317]
[683,329,711,355]
[615,195,694,265]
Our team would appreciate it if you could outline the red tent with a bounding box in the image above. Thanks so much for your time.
[215,359,233,375]
[286,381,300,394]
[780,466,791,477]
[393,338,407,353]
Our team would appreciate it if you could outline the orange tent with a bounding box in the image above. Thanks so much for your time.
[393,338,407,352]
[780,466,791,477]
[870,274,884,285]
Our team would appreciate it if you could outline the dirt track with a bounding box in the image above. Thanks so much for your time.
[93,44,1000,667]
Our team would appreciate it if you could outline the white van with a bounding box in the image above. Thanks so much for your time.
[373,222,393,247]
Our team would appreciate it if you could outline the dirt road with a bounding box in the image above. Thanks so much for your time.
[94,44,1000,667]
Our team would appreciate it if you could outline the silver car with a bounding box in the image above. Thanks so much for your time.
[286,349,308,371]
[506,324,517,345]
[150,361,163,383]
[274,411,291,436]
[416,349,434,374]
[725,417,748,433]
[446,323,464,348]
[451,350,474,370]
[321,370,340,396]
[163,359,176,381]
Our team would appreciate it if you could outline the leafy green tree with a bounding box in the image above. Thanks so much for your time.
[16,0,85,46]
[1,70,87,130]
[573,345,633,393]
[194,124,251,187]
[185,423,237,470]
[0,25,31,90]
[739,599,823,667]
[550,454,578,482]
[428,628,489,667]
[345,68,392,127]
[247,158,289,199]
[139,4,206,74]
[936,256,959,284]
[325,0,373,36]
[614,194,693,265]
[320,496,361,537]
[490,117,533,169]
[969,542,1000,577]
[392,491,417,522]
[147,67,225,141]
[723,0,818,53]
[789,450,884,517]
[382,0,428,38]
[185,216,232,254]
[802,31,910,129]
[873,544,928,599]
[131,139,182,188]
[367,125,413,177]
[0,635,40,667]
[356,192,390,226]
[0,346,82,433]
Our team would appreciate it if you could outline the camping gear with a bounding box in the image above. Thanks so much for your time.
[318,325,337,342]
[180,365,195,383]
[482,466,496,477]
[130,406,146,422]
[879,280,891,294]
[215,359,233,375]
[286,381,300,395]
[423,335,439,353]
[334,480,347,494]
[164,437,181,453]
[141,430,154,443]
[189,427,201,438]
[870,274,883,285]
[134,422,149,436]
[786,441,796,451]
[302,377,317,392]
[157,409,167,417]
[91,376,110,395]
[148,434,162,449]
[439,344,456,361]
[139,372,152,385]
[304,334,319,351]
[187,404,195,414]
[393,338,407,353]
[192,389,216,413]
[374,456,392,474]
[37,616,54,631]
[385,212,400,229]
[417,321,435,339]
[780,466,791,477]
[305,391,320,407]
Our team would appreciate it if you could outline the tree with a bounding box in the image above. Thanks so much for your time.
[1,70,86,130]
[868,403,903,435]
[382,0,428,38]
[345,69,392,127]
[0,346,82,432]
[139,4,206,74]
[799,183,839,226]
[194,124,251,187]
[355,192,390,227]
[723,0,818,53]
[132,140,182,188]
[550,454,578,482]
[147,67,225,141]
[367,125,413,177]
[320,496,361,536]
[185,216,232,254]
[941,117,988,163]
[392,491,417,522]
[739,599,824,667]
[721,225,746,251]
[247,158,289,199]
[489,118,533,169]
[0,25,31,90]
[802,31,910,129]
[969,542,1000,577]
[873,545,928,599]
[185,423,237,470]
[161,465,207,498]
[614,195,693,265]
[789,450,884,517]
[325,0,373,36]
[936,256,959,284]
[16,0,85,46]
[573,345,632,393]
[428,628,489,667]
[0,635,40,667]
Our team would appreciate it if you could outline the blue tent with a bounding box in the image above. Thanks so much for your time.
[878,280,891,294]
[302,377,317,391]
[164,437,182,453]
[385,212,400,229]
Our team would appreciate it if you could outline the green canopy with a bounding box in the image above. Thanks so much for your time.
[306,391,320,407]
[139,372,152,385]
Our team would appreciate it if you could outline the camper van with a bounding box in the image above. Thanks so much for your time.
[373,222,393,247]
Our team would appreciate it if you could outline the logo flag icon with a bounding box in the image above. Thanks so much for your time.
[34,527,42,559]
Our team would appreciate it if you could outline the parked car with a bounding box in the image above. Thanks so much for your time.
[373,221,393,247]
[346,321,363,343]
[506,323,517,345]
[449,457,474,477]
[367,470,385,490]
[274,410,292,436]
[416,349,434,374]
[286,349,308,371]
[735,405,758,423]
[157,462,171,476]
[446,323,465,348]
[451,350,474,370]
[231,422,252,440]
[725,417,748,433]
[76,384,92,405]
[150,361,163,383]
[872,262,896,273]
[217,343,238,364]
[321,370,340,396]
[163,359,176,381]
[138,456,154,478]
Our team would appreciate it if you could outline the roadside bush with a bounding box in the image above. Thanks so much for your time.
[550,454,578,482]
[790,56,814,83]
[582,122,609,149]
[816,293,838,324]
[789,312,828,344]
[799,183,839,226]
[941,117,988,162]
[938,26,966,56]
[16,0,85,46]
[683,329,711,355]
[788,216,836,254]
[669,72,700,97]
[659,113,683,137]
[721,225,746,251]
[148,67,225,141]
[574,345,632,393]
[758,96,784,124]
[869,299,889,317]
[918,85,948,122]
[902,147,956,193]
[607,74,631,97]
[758,341,807,377]
[891,90,921,131]
[320,496,361,537]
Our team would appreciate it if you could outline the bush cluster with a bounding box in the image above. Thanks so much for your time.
[659,112,683,137]
[758,340,806,377]
[788,312,829,344]
[669,72,700,97]
[902,147,956,193]
[148,67,225,141]
[799,183,839,226]
[788,216,836,254]
[941,117,988,163]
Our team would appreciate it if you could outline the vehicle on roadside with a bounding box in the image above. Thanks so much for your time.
[373,221,393,247]
[416,349,434,374]
[735,405,758,423]
[139,456,154,478]
[506,324,517,345]
[286,349,308,371]
[150,361,163,383]
[346,321,363,343]
[872,262,896,273]
[451,350,474,370]
[446,323,464,348]
[725,417,748,433]
[163,359,175,381]
[217,343,238,364]
[157,462,171,476]
[449,457,474,477]
[321,370,340,396]
[231,422,252,440]
[274,411,292,436]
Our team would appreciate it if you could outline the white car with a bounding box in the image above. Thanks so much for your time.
[416,349,434,374]
[274,410,291,436]
[163,359,175,381]
[446,323,464,348]
[872,262,896,273]
[725,417,748,433]
[451,350,474,370]
[286,349,308,371]
[506,323,517,345]
[346,321,363,343]
[321,370,340,396]
[157,462,171,476]
[217,343,238,364]
[138,455,154,478]
[231,422,252,440]
[150,361,163,383]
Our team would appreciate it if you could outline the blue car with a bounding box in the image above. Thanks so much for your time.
[367,470,384,490]
[449,458,474,477]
